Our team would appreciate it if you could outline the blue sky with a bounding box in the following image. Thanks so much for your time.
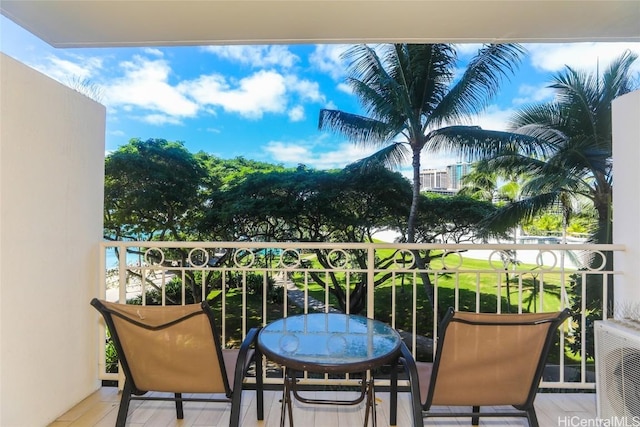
[2,15,639,175]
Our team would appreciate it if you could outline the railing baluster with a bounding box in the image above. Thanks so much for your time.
[99,241,623,389]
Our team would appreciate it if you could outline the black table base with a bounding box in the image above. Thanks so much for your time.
[280,368,378,427]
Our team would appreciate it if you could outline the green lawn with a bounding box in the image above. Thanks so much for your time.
[294,251,566,333]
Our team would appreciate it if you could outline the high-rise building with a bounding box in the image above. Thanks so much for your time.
[419,168,449,190]
[419,162,472,193]
[447,163,472,190]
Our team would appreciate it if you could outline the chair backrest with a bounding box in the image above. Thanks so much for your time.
[91,299,230,395]
[426,308,570,408]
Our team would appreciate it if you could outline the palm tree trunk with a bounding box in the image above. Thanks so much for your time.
[406,148,437,312]
[407,148,421,244]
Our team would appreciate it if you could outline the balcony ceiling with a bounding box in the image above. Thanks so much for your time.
[1,1,639,48]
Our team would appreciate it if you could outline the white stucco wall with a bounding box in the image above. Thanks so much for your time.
[0,53,105,426]
[613,90,640,312]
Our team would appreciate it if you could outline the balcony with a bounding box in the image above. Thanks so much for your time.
[45,240,615,426]
[2,4,639,426]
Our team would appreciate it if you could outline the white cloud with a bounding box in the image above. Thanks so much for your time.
[181,70,287,119]
[310,44,350,80]
[101,53,323,123]
[263,141,311,164]
[337,82,352,95]
[470,105,517,131]
[143,48,164,57]
[140,114,184,126]
[263,139,379,169]
[287,75,324,103]
[33,53,103,83]
[104,55,199,117]
[454,43,483,57]
[203,45,299,68]
[512,83,555,105]
[312,144,379,170]
[288,105,305,122]
[525,42,640,73]
[420,151,460,171]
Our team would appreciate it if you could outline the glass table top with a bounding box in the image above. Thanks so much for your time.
[257,312,402,373]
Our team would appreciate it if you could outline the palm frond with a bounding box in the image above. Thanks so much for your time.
[339,45,415,137]
[603,50,639,95]
[547,137,611,178]
[402,44,456,119]
[318,109,393,146]
[349,142,410,171]
[480,192,561,233]
[481,153,547,177]
[425,125,549,160]
[432,44,525,125]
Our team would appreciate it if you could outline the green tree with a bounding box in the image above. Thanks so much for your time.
[413,194,499,244]
[318,44,538,309]
[194,153,285,241]
[207,164,413,313]
[318,43,528,244]
[478,51,639,359]
[458,162,500,202]
[104,138,207,241]
[104,138,209,301]
[459,160,524,207]
[480,51,639,244]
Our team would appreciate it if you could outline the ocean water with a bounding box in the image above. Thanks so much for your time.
[105,247,143,268]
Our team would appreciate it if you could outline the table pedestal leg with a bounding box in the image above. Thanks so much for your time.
[280,369,294,427]
[363,378,377,427]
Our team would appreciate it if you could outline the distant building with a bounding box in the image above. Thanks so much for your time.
[447,163,472,190]
[420,169,449,190]
[420,162,472,193]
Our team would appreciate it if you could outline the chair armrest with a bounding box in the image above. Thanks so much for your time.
[233,327,262,389]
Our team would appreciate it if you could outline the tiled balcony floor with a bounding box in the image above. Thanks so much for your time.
[49,386,597,426]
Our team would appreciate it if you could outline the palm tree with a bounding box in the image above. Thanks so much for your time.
[478,51,639,358]
[481,51,639,245]
[459,159,524,205]
[318,44,533,245]
[318,44,538,309]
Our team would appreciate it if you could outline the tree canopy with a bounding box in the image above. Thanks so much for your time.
[104,138,499,310]
[318,43,529,244]
[478,51,639,245]
[104,138,207,241]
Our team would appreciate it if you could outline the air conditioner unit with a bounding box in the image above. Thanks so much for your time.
[595,320,640,418]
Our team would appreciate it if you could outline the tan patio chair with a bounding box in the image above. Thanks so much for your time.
[90,298,263,427]
[398,307,570,426]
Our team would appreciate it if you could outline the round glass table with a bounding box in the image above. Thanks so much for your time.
[257,312,403,427]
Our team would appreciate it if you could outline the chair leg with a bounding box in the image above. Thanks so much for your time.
[174,393,184,419]
[116,381,133,427]
[230,389,243,427]
[472,405,480,426]
[526,407,539,427]
[256,351,264,420]
[389,362,398,426]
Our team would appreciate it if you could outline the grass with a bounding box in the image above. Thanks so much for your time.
[294,251,566,333]
[133,252,584,367]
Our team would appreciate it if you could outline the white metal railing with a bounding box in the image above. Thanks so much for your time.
[98,241,624,390]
